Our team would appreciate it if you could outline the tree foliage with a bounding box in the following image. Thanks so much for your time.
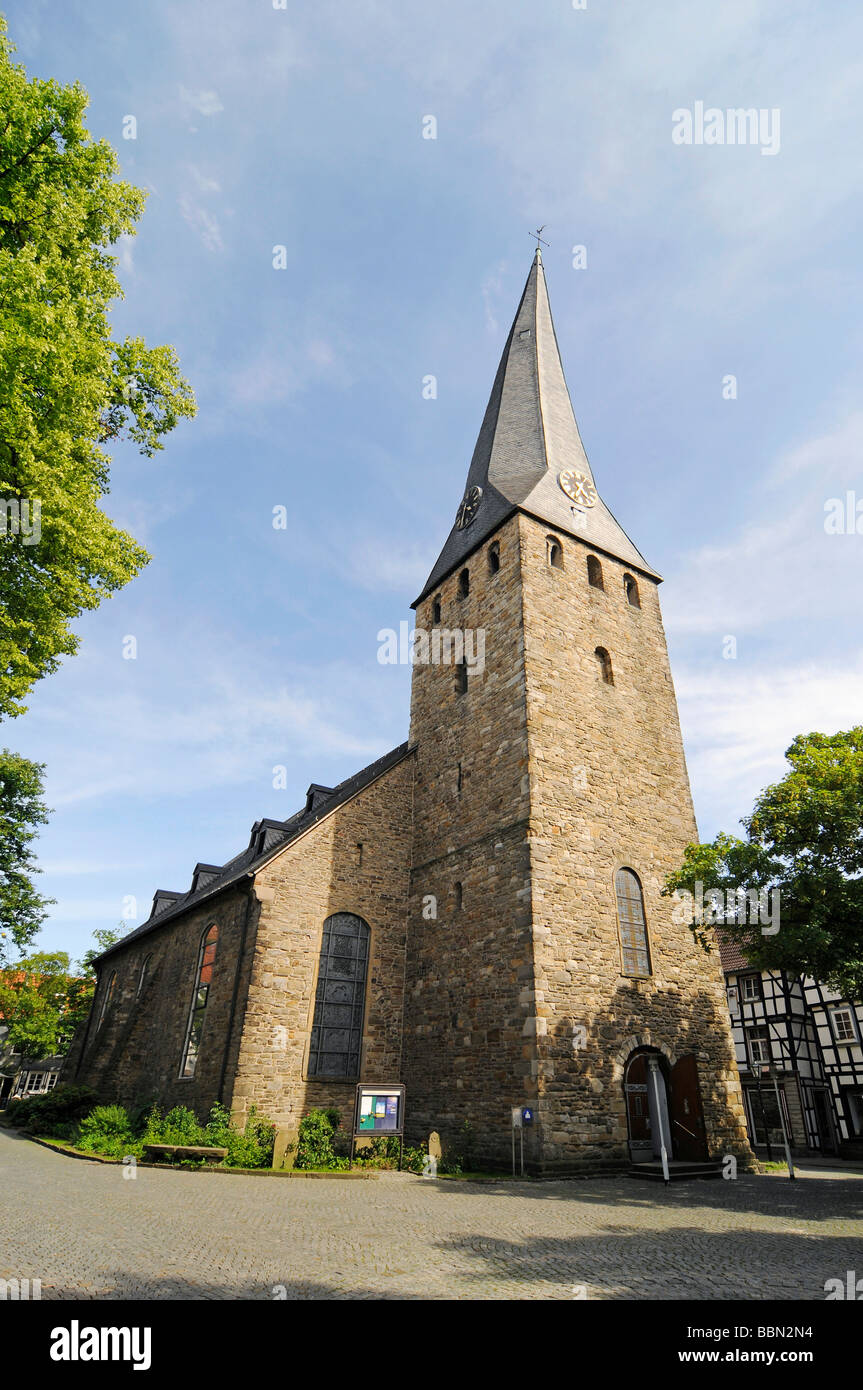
[0,747,52,961]
[0,948,75,1055]
[0,18,196,717]
[664,728,863,999]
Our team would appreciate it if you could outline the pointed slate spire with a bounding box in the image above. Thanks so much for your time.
[414,251,658,604]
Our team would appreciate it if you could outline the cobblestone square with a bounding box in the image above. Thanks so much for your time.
[2,1130,862,1300]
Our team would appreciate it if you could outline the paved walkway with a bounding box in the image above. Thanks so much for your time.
[1,1129,862,1300]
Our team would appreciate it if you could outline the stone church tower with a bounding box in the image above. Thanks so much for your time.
[68,252,752,1176]
[403,250,752,1172]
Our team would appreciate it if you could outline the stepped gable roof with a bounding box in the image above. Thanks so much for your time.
[94,742,412,964]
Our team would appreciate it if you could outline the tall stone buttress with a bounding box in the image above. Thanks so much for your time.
[402,251,753,1174]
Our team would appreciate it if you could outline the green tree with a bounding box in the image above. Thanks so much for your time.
[663,727,863,999]
[76,924,125,979]
[0,949,71,1055]
[0,17,196,718]
[0,748,52,963]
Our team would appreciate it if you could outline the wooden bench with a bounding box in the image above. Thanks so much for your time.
[143,1143,227,1164]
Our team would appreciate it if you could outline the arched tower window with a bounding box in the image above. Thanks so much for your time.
[458,568,470,599]
[181,925,218,1078]
[488,542,500,574]
[624,573,641,608]
[587,554,604,590]
[546,535,564,569]
[307,913,370,1078]
[96,971,116,1030]
[595,646,614,685]
[455,658,468,696]
[615,869,651,977]
[454,881,463,911]
[432,596,441,624]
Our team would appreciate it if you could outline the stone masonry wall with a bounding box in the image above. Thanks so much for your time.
[403,513,539,1166]
[227,753,415,1132]
[517,512,753,1171]
[69,885,259,1118]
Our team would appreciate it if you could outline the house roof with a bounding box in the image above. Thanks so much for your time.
[717,932,755,973]
[94,741,413,965]
[414,250,659,605]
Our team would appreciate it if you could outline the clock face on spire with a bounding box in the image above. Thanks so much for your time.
[558,469,597,508]
[455,485,483,530]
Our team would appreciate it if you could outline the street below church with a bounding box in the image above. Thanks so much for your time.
[1,1128,862,1301]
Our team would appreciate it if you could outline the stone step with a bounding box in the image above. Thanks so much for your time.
[627,1161,725,1183]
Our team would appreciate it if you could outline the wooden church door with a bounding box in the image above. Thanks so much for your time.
[669,1053,709,1161]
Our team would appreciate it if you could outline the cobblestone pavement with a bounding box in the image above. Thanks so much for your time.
[2,1129,862,1300]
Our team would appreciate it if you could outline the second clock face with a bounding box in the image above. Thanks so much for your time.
[455,485,483,530]
[558,469,597,507]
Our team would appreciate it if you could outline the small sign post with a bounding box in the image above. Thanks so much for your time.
[351,1083,406,1170]
[511,1105,533,1176]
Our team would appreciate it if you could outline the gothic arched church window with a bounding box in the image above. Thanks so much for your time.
[615,869,651,977]
[181,925,218,1078]
[96,970,116,1031]
[307,913,370,1079]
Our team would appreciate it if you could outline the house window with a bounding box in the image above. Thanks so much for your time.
[96,971,116,1031]
[595,646,614,685]
[307,913,370,1079]
[458,568,469,599]
[747,1026,772,1067]
[180,925,218,1079]
[587,554,604,590]
[727,984,739,1014]
[432,596,441,624]
[488,542,500,574]
[741,974,763,1003]
[615,868,651,977]
[136,954,152,999]
[831,1006,858,1045]
[624,573,640,608]
[546,535,563,569]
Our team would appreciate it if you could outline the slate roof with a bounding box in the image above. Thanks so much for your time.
[95,742,413,964]
[415,250,659,606]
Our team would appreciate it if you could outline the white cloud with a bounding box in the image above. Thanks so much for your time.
[178,196,224,253]
[677,656,863,838]
[179,86,224,118]
[664,412,863,635]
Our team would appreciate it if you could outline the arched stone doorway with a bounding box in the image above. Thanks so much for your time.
[624,1047,708,1163]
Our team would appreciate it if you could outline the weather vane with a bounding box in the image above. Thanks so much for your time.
[530,225,550,251]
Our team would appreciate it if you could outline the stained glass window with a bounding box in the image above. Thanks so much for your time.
[615,868,651,977]
[307,913,369,1079]
[181,925,218,1078]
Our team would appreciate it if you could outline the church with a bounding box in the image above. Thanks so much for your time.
[67,252,754,1175]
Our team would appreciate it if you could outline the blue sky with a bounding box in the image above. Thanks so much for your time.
[5,0,863,964]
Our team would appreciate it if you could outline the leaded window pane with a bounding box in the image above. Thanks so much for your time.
[615,869,651,977]
[307,913,370,1078]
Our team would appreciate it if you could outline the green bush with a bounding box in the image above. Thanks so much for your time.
[295,1108,349,1170]
[3,1084,97,1134]
[75,1104,140,1158]
[204,1103,275,1168]
[142,1104,207,1147]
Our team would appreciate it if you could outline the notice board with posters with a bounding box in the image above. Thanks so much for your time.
[353,1083,405,1136]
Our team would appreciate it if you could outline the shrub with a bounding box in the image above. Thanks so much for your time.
[76,1104,141,1159]
[143,1105,207,1147]
[204,1103,275,1168]
[295,1108,349,1170]
[3,1084,97,1134]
